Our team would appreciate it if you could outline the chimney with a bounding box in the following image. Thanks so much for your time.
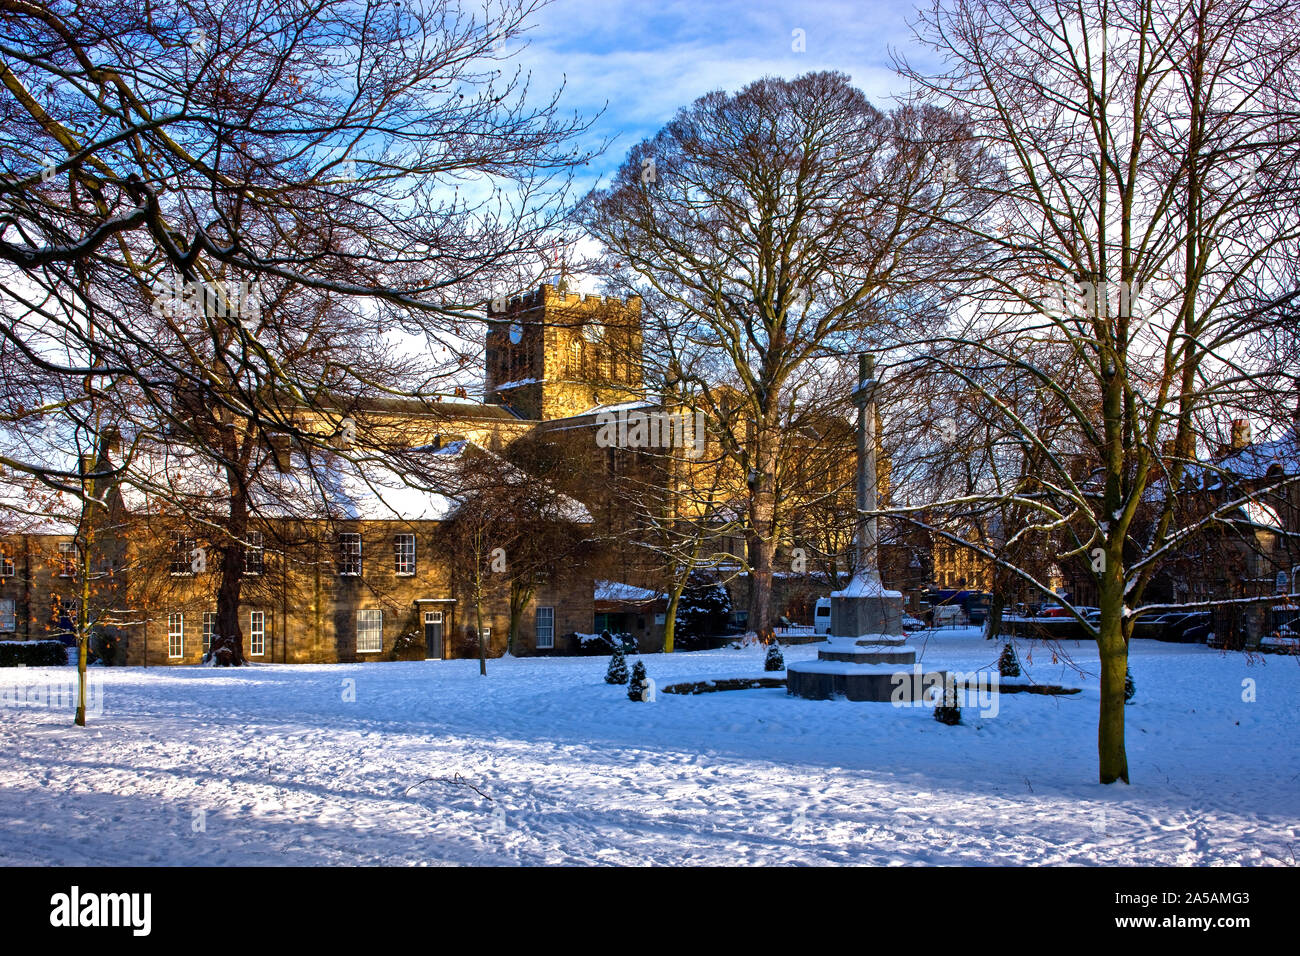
[1230,419,1251,450]
[100,425,121,456]
[269,434,292,473]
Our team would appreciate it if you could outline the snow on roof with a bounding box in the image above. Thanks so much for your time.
[567,400,656,420]
[490,378,540,391]
[594,580,664,604]
[116,443,463,523]
[1205,428,1300,481]
[114,438,591,525]
[275,453,461,523]
[1242,499,1284,531]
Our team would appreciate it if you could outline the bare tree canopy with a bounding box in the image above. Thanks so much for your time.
[578,70,985,641]
[897,0,1300,783]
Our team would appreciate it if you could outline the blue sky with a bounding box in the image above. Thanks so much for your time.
[512,0,939,187]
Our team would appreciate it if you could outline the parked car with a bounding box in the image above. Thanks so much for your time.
[1145,612,1185,640]
[1131,609,1210,641]
[1041,604,1098,619]
[964,594,992,626]
[1160,611,1211,642]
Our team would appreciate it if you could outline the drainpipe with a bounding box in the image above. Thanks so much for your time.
[281,534,288,663]
[22,535,31,641]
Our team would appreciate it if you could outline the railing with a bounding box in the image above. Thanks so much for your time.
[774,624,816,637]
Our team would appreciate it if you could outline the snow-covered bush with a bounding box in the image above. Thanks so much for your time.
[1124,666,1136,703]
[605,644,629,684]
[628,660,648,701]
[574,630,636,656]
[388,629,422,661]
[997,642,1021,678]
[764,642,785,671]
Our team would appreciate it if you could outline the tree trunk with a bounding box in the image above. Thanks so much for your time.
[985,591,1004,641]
[662,576,688,653]
[74,459,100,726]
[213,553,246,666]
[748,534,774,643]
[747,436,780,643]
[475,560,487,677]
[212,499,248,666]
[507,582,534,657]
[74,548,90,726]
[1097,550,1130,784]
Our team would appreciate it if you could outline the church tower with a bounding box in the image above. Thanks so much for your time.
[485,284,643,421]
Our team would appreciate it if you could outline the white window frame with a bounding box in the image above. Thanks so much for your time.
[338,533,362,577]
[535,606,554,649]
[357,609,383,653]
[249,610,265,657]
[58,540,78,578]
[170,531,195,576]
[394,533,416,576]
[0,597,15,633]
[168,612,184,659]
[0,549,13,577]
[202,611,216,654]
[244,530,264,576]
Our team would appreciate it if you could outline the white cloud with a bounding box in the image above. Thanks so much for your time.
[510,0,936,182]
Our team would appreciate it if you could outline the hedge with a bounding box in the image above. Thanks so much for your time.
[0,641,71,667]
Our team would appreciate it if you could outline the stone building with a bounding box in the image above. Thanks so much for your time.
[0,467,93,646]
[485,284,643,421]
[1,285,650,664]
[3,439,599,666]
[1,281,933,662]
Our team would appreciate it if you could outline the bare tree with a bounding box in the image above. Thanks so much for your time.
[579,71,981,641]
[0,0,595,487]
[442,442,592,672]
[898,0,1300,783]
[0,0,600,670]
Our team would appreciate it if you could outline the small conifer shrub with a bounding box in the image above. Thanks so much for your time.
[997,642,1021,679]
[605,644,629,684]
[628,660,648,701]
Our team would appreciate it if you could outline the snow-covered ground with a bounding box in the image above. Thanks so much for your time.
[1,628,1296,865]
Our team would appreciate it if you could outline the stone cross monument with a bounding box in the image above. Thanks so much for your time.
[826,353,906,651]
[854,353,881,589]
[786,352,948,701]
